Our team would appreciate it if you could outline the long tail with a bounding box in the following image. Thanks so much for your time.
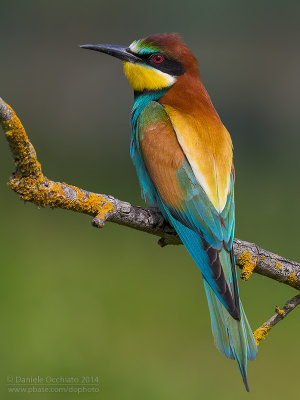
[203,276,257,391]
[159,206,258,390]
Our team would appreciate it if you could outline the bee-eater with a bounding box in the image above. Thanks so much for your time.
[81,33,257,391]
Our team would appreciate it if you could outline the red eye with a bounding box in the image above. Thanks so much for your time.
[152,54,164,63]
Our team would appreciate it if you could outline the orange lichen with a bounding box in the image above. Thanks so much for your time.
[253,324,272,345]
[275,306,284,316]
[238,250,257,281]
[1,107,43,178]
[9,176,114,217]
[288,272,297,285]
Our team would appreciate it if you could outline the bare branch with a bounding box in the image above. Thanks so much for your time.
[1,96,300,344]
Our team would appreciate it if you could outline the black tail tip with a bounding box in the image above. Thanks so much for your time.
[243,376,250,392]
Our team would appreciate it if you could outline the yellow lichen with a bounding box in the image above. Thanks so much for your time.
[238,250,257,281]
[9,175,114,220]
[275,260,283,270]
[0,100,115,223]
[288,272,297,285]
[0,99,115,223]
[253,324,272,345]
[260,255,265,260]
[1,107,43,178]
[275,306,284,316]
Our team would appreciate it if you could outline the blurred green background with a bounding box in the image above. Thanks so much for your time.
[0,0,299,398]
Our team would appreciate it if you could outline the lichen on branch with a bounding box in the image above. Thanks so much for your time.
[253,294,300,345]
[1,96,300,346]
[0,100,114,225]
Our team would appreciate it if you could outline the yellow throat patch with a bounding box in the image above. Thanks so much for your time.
[123,62,175,91]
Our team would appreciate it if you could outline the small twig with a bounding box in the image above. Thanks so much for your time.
[253,294,300,345]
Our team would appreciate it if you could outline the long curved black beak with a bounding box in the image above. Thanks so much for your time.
[80,43,140,63]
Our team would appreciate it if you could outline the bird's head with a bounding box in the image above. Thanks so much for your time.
[81,33,199,93]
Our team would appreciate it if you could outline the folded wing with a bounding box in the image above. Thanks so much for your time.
[136,101,238,318]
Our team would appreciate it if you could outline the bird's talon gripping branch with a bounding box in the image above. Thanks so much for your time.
[157,237,172,247]
[157,235,181,247]
[158,237,168,247]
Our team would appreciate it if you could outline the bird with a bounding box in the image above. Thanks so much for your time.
[80,33,258,391]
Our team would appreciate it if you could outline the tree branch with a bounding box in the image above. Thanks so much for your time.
[253,293,300,345]
[1,97,299,344]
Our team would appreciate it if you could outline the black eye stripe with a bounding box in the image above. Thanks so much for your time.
[147,57,185,76]
[146,52,184,76]
[127,49,185,76]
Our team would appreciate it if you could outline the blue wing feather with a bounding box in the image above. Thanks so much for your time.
[176,159,226,249]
